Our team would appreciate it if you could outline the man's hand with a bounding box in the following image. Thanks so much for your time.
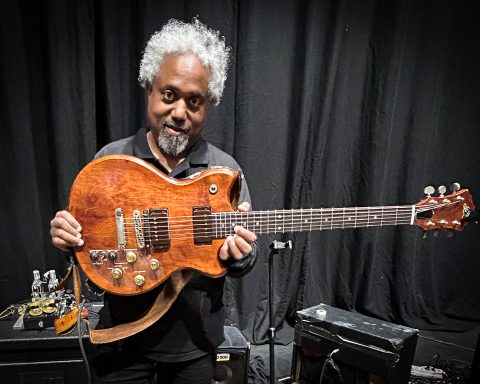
[219,202,257,261]
[50,210,83,252]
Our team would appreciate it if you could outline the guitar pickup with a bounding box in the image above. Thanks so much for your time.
[148,208,170,249]
[193,206,213,245]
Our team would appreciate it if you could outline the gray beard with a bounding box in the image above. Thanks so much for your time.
[156,129,191,157]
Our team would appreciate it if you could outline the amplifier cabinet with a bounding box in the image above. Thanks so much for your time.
[213,325,250,384]
[291,304,418,384]
[0,306,100,384]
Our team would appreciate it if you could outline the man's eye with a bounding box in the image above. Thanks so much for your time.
[163,90,175,101]
[190,97,201,107]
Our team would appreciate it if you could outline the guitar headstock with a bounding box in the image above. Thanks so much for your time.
[414,184,475,232]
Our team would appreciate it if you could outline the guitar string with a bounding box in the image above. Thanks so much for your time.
[80,201,458,241]
[123,211,417,230]
[118,207,418,226]
[108,201,456,225]
[85,216,416,241]
[115,205,435,231]
[108,208,417,228]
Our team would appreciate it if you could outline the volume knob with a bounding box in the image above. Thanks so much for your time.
[149,259,160,270]
[126,251,137,263]
[134,275,145,286]
[111,268,123,279]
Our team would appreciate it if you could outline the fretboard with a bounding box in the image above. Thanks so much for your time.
[212,206,415,238]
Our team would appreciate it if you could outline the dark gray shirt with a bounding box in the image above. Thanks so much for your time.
[95,128,257,362]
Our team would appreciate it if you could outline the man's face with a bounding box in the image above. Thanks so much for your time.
[147,54,210,158]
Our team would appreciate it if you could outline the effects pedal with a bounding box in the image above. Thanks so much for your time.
[23,298,58,330]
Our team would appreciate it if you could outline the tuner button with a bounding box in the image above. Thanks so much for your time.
[452,220,461,226]
[134,275,145,286]
[90,251,98,261]
[126,251,137,263]
[438,185,446,196]
[427,221,435,227]
[424,186,435,196]
[149,258,160,270]
[439,219,448,225]
[111,268,123,279]
[108,251,117,261]
[450,182,461,192]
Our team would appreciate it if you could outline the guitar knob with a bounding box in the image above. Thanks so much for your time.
[149,258,160,270]
[111,268,123,279]
[134,275,145,286]
[90,251,98,261]
[108,251,117,261]
[438,185,446,196]
[450,182,461,192]
[424,186,435,197]
[126,251,137,263]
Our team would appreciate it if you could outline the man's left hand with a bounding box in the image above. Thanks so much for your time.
[219,202,257,261]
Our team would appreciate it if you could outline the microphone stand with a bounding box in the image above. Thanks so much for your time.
[268,239,292,384]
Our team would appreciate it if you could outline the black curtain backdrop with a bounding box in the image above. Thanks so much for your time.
[1,0,479,345]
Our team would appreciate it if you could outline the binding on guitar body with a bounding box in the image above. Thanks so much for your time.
[69,154,476,296]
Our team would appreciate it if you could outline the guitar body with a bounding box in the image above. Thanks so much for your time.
[69,155,240,296]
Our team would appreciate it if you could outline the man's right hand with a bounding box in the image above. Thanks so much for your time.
[50,210,84,252]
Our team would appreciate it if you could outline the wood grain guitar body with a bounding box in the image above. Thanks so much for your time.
[69,155,241,296]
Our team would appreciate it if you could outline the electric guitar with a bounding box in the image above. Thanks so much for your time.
[68,154,475,295]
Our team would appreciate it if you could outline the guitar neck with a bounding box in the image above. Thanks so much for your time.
[213,205,415,237]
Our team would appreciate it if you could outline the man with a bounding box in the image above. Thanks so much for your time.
[50,18,257,383]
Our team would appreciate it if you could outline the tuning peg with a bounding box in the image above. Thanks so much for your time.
[424,186,435,197]
[438,185,446,196]
[450,182,461,192]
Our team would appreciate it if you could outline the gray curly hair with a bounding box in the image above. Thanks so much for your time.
[138,18,231,106]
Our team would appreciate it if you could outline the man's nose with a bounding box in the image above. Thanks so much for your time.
[171,99,187,122]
